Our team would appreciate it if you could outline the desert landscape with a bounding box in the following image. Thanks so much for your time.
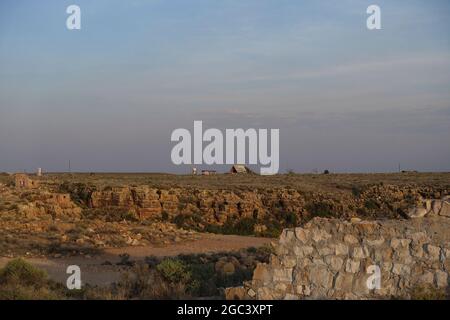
[0,171,448,299]
[2,1,450,306]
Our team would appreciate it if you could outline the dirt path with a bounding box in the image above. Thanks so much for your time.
[0,233,273,286]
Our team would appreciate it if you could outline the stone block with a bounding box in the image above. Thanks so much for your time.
[325,256,344,271]
[424,244,441,261]
[344,234,359,245]
[273,268,293,283]
[294,228,311,243]
[335,243,349,256]
[435,270,448,288]
[345,259,360,274]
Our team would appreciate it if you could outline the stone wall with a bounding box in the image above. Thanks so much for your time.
[226,216,450,299]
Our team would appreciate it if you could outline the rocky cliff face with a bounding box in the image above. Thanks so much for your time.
[226,216,450,299]
[76,184,449,236]
[15,191,82,218]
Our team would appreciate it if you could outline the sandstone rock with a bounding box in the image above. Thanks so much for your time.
[284,293,299,300]
[391,238,411,249]
[430,200,442,216]
[247,288,256,298]
[318,246,333,256]
[344,234,359,245]
[354,221,378,234]
[406,198,450,218]
[352,275,370,296]
[311,229,332,243]
[439,201,450,217]
[434,270,448,288]
[408,232,428,243]
[293,245,314,257]
[407,207,428,218]
[275,282,288,292]
[334,243,349,256]
[312,258,326,266]
[351,246,369,259]
[273,268,293,283]
[257,287,274,300]
[279,229,295,245]
[392,264,411,277]
[309,265,333,289]
[410,243,424,258]
[365,237,385,247]
[424,244,441,261]
[253,264,271,283]
[345,259,360,274]
[225,287,247,300]
[334,272,353,292]
[294,284,311,296]
[325,256,344,271]
[350,217,362,223]
[417,271,434,285]
[294,228,310,243]
[393,246,413,263]
[282,257,297,268]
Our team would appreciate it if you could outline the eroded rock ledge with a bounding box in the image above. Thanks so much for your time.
[226,216,450,299]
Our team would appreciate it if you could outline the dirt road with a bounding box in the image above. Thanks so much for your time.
[0,233,273,286]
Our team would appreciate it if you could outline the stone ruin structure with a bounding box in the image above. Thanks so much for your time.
[14,173,39,189]
[226,216,449,300]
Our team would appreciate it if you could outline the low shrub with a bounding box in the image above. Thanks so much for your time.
[0,258,47,287]
[351,186,363,197]
[0,259,63,300]
[364,199,379,210]
[156,259,191,283]
[305,201,335,219]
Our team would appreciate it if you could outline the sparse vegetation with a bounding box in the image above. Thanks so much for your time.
[364,199,379,210]
[1,172,449,300]
[156,258,191,283]
[0,259,63,300]
[305,201,335,219]
[0,246,271,300]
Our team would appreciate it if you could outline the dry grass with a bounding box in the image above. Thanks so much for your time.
[37,172,450,193]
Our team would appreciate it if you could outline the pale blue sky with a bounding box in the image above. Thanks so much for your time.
[0,0,449,173]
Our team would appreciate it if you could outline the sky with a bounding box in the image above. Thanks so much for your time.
[0,0,449,173]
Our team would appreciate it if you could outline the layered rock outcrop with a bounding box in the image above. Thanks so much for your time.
[85,184,447,226]
[227,216,450,299]
[17,192,82,218]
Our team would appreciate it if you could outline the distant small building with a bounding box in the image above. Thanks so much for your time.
[230,165,253,174]
[201,170,217,176]
[14,173,39,189]
[37,168,42,177]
